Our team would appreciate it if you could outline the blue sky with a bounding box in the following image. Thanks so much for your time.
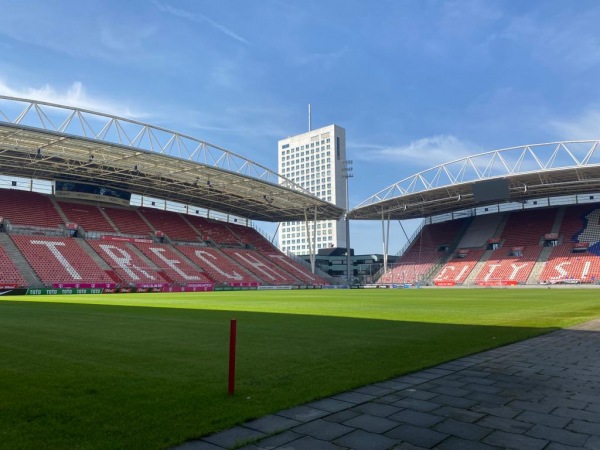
[1,0,600,254]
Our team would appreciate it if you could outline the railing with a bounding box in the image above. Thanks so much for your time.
[396,219,426,257]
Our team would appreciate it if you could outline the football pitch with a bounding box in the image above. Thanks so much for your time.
[2,288,600,450]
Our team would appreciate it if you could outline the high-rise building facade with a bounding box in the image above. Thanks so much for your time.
[278,124,347,255]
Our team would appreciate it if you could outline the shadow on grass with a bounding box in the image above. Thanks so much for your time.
[0,300,559,450]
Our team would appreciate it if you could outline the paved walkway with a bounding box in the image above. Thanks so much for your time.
[174,318,600,450]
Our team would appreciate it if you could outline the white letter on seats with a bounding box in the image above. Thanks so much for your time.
[194,250,243,281]
[149,247,200,280]
[31,240,81,279]
[99,244,155,280]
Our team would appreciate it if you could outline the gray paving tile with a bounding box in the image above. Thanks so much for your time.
[334,429,398,450]
[429,378,466,388]
[243,415,301,434]
[202,426,267,449]
[321,409,359,423]
[433,418,492,441]
[458,376,495,386]
[388,410,443,428]
[343,413,400,433]
[514,410,570,428]
[430,386,471,397]
[545,443,590,450]
[352,401,403,417]
[392,443,429,450]
[465,392,508,405]
[331,391,376,405]
[462,383,503,395]
[585,435,600,450]
[526,424,590,447]
[293,419,354,441]
[429,394,478,409]
[391,397,439,412]
[243,431,303,449]
[477,416,532,434]
[567,419,600,436]
[553,407,600,423]
[435,436,501,450]
[385,424,448,448]
[278,435,344,450]
[353,385,397,396]
[374,394,404,405]
[399,389,438,401]
[471,403,520,419]
[482,430,548,450]
[431,406,485,423]
[507,400,555,414]
[277,405,330,422]
[307,398,354,413]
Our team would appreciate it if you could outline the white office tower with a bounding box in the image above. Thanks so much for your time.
[278,124,347,255]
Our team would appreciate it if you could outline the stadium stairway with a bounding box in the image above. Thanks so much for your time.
[0,233,41,286]
[552,206,567,235]
[421,218,473,283]
[98,206,120,233]
[463,248,494,284]
[527,245,554,284]
[76,238,114,271]
[49,196,71,224]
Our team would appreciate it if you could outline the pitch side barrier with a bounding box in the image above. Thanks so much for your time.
[256,285,323,291]
[352,284,411,289]
[0,284,328,296]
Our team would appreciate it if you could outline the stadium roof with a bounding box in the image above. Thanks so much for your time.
[349,140,600,220]
[0,96,344,222]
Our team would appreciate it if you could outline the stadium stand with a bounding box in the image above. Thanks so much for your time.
[230,224,276,252]
[474,208,557,284]
[101,207,154,236]
[378,219,468,284]
[559,205,591,242]
[86,240,166,285]
[0,190,63,228]
[434,248,487,284]
[538,206,600,283]
[229,224,328,284]
[0,244,27,286]
[455,214,503,248]
[175,245,260,285]
[132,242,212,284]
[11,235,114,285]
[57,201,116,233]
[221,248,301,285]
[138,208,200,242]
[185,215,240,245]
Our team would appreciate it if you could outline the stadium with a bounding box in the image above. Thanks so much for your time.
[0,95,345,294]
[2,95,600,290]
[2,95,600,450]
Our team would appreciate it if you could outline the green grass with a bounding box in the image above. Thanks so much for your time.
[2,289,600,449]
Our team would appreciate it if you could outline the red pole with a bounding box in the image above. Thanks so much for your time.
[228,319,237,396]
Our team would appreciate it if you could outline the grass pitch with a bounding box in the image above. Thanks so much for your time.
[2,288,600,449]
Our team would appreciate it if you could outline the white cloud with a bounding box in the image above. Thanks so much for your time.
[353,135,477,168]
[0,79,149,120]
[153,1,249,44]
